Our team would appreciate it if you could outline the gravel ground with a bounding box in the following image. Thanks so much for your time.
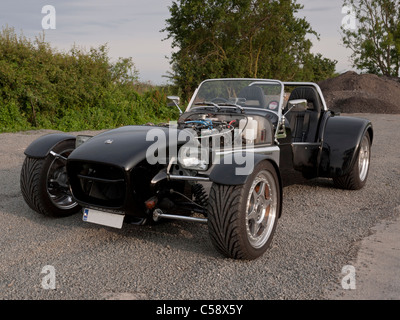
[0,114,399,300]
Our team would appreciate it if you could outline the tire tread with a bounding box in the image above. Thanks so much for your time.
[20,157,48,215]
[20,140,80,217]
[208,184,244,259]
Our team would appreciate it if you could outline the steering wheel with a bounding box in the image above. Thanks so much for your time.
[211,97,228,104]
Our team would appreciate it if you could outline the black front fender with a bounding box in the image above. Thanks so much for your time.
[208,149,283,218]
[24,133,76,159]
[319,115,373,178]
[209,147,280,186]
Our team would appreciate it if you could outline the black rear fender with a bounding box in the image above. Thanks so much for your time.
[319,116,373,178]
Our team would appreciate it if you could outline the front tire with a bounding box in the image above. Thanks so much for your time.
[207,161,280,260]
[20,140,81,217]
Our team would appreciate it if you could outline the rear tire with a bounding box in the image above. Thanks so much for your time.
[20,140,81,217]
[333,132,371,190]
[207,161,280,260]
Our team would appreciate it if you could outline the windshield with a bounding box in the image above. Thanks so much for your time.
[188,79,284,115]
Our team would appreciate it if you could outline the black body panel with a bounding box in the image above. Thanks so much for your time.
[209,151,280,185]
[68,126,188,171]
[66,126,191,218]
[67,159,165,218]
[24,133,75,158]
[319,115,373,178]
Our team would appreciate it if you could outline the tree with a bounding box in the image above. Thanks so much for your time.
[341,0,400,77]
[163,0,337,99]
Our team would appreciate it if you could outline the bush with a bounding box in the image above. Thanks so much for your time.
[0,99,32,132]
[0,26,178,133]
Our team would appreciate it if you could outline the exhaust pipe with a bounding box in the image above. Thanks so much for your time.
[152,209,207,224]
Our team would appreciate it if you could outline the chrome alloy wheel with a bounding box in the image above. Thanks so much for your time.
[358,135,370,182]
[245,170,277,249]
[46,149,78,210]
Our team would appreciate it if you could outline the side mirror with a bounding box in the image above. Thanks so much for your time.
[284,99,307,116]
[167,96,182,114]
[288,99,307,110]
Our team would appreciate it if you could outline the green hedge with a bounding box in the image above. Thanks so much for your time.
[0,27,179,133]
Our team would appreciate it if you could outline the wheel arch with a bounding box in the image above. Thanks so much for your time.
[20,139,81,217]
[209,151,283,218]
[319,116,373,178]
[24,133,76,159]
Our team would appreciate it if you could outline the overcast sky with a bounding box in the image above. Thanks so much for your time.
[0,0,353,84]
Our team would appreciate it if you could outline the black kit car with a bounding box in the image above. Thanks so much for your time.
[20,79,373,260]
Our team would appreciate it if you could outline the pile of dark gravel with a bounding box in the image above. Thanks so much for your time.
[318,71,400,114]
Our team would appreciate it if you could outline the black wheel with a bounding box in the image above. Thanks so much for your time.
[207,161,280,260]
[20,140,81,217]
[333,132,371,190]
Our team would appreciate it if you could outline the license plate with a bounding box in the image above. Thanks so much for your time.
[83,208,124,229]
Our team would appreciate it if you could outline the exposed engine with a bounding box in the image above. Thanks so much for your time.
[178,112,273,146]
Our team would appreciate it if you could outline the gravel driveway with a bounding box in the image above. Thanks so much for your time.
[0,113,399,300]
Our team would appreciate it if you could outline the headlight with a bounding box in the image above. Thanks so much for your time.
[178,145,209,171]
[75,135,93,148]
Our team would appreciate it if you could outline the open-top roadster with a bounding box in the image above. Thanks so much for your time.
[20,79,373,260]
